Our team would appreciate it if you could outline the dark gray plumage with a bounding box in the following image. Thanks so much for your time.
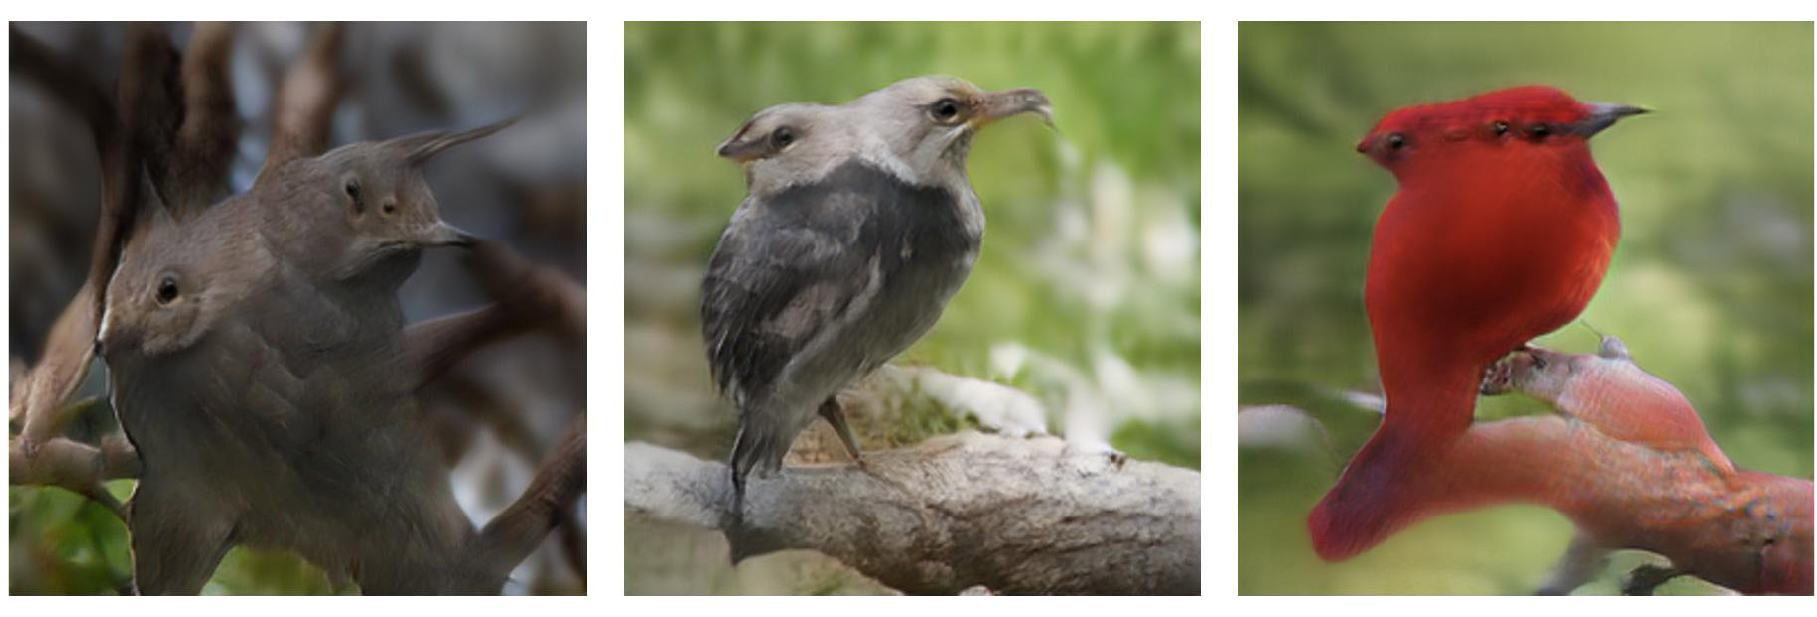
[701,76,1052,510]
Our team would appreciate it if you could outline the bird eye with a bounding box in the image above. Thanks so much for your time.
[344,178,364,213]
[382,201,396,215]
[771,126,795,149]
[1492,121,1510,136]
[155,275,179,305]
[930,98,962,122]
[1385,133,1406,151]
[1527,123,1551,139]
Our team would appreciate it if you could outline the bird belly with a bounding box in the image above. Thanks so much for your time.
[764,252,976,423]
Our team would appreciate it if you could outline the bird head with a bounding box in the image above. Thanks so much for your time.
[97,206,247,361]
[308,120,510,280]
[717,76,1051,196]
[1356,86,1647,175]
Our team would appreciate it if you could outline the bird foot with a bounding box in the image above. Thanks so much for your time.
[1480,352,1522,395]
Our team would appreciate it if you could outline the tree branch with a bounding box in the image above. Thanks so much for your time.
[171,21,240,210]
[467,414,586,584]
[625,432,1201,595]
[258,21,343,179]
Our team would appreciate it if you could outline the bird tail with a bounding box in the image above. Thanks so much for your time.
[1308,372,1483,561]
[727,414,791,513]
[1308,426,1436,561]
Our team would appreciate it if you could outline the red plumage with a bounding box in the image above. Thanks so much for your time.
[1310,86,1641,560]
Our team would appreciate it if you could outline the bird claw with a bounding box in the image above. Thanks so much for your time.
[1480,357,1515,395]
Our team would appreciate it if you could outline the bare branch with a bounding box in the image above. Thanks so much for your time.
[463,240,586,341]
[259,22,344,179]
[626,432,1201,595]
[119,23,183,211]
[8,434,141,486]
[171,21,240,209]
[407,240,584,391]
[468,414,587,582]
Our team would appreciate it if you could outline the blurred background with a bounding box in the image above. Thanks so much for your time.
[1238,22,1813,595]
[9,22,586,594]
[625,22,1200,594]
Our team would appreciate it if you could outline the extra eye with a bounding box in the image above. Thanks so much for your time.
[1527,123,1552,139]
[155,275,179,305]
[1385,133,1406,151]
[771,126,795,149]
[930,98,962,122]
[1492,121,1510,136]
[344,178,364,213]
[382,201,397,215]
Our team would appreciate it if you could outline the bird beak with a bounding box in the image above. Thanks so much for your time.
[1573,102,1649,138]
[414,221,478,248]
[716,119,766,163]
[972,88,1054,129]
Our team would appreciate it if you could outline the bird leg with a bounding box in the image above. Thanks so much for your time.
[817,397,865,464]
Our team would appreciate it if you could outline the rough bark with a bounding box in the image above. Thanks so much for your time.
[625,432,1200,595]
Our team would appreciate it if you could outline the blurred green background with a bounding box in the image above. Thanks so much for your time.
[625,22,1200,594]
[1238,22,1813,595]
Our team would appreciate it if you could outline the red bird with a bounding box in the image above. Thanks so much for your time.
[1310,86,1646,560]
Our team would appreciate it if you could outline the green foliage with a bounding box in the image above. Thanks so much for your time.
[1238,22,1813,594]
[9,486,131,595]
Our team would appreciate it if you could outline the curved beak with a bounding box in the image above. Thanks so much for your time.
[973,88,1054,129]
[1574,102,1649,138]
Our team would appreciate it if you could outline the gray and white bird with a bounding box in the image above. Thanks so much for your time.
[701,76,1052,510]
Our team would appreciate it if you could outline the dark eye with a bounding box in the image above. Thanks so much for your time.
[345,178,364,213]
[1385,133,1406,150]
[930,98,961,121]
[155,275,179,305]
[382,201,397,215]
[1492,121,1509,136]
[771,126,795,149]
[1527,123,1551,139]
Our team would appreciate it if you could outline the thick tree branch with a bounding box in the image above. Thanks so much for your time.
[626,432,1201,595]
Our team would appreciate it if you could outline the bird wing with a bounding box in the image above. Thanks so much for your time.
[700,195,877,407]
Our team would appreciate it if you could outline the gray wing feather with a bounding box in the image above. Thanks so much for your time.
[700,196,874,407]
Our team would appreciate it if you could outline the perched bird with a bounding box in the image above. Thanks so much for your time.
[701,76,1052,511]
[97,197,473,594]
[1310,86,1646,560]
[93,123,513,594]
